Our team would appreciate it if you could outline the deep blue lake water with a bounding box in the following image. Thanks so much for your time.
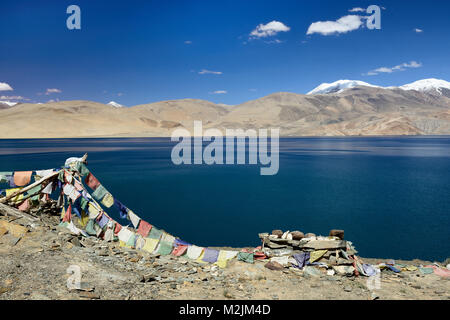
[0,137,449,261]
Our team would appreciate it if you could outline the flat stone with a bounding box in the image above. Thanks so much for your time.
[268,237,289,244]
[262,247,293,258]
[9,235,22,246]
[302,240,347,250]
[0,220,28,237]
[264,261,284,271]
[70,237,81,247]
[303,266,322,277]
[79,292,100,299]
[328,256,338,265]
[71,282,95,292]
[0,226,8,237]
[265,241,287,249]
[96,249,109,257]
[287,240,300,246]
[0,287,10,295]
[370,292,379,300]
[344,286,352,292]
[333,265,355,276]
[337,258,354,265]
[80,238,96,247]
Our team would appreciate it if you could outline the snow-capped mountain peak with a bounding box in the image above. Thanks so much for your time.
[398,78,450,94]
[0,101,18,107]
[307,80,379,95]
[107,101,124,108]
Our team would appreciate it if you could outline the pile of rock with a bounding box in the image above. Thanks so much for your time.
[259,229,359,276]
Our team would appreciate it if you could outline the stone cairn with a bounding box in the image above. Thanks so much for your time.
[258,229,359,276]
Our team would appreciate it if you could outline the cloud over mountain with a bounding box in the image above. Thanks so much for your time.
[45,88,62,95]
[365,61,422,76]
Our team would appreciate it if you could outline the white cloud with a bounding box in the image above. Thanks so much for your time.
[0,95,29,100]
[264,39,283,44]
[307,15,364,36]
[45,88,62,95]
[198,69,223,75]
[414,28,423,33]
[365,61,422,76]
[210,90,227,94]
[0,82,13,91]
[349,7,365,12]
[250,20,290,39]
[184,40,192,44]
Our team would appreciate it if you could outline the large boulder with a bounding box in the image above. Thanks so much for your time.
[291,231,304,240]
[271,230,283,238]
[264,261,284,271]
[329,229,344,240]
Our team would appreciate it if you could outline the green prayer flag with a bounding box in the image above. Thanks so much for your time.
[92,184,107,201]
[157,241,174,256]
[148,227,163,240]
[26,185,42,201]
[58,170,65,183]
[80,197,89,210]
[237,252,254,264]
[126,232,136,248]
[85,219,97,236]
[0,172,12,184]
[75,162,90,177]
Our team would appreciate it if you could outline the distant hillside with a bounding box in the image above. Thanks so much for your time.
[1,79,450,138]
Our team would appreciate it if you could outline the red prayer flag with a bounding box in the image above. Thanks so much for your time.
[137,220,152,237]
[85,173,100,190]
[172,245,188,257]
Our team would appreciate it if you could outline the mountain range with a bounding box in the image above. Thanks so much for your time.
[1,78,449,138]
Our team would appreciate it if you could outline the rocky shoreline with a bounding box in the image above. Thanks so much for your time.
[0,205,449,300]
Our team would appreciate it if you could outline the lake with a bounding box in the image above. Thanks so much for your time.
[0,137,449,261]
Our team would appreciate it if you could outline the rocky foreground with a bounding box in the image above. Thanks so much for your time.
[0,209,449,300]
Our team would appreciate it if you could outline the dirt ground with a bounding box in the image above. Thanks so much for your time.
[0,216,449,300]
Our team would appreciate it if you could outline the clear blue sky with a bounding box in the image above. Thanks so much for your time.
[1,0,449,106]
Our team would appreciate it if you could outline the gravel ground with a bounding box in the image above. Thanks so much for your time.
[0,216,449,300]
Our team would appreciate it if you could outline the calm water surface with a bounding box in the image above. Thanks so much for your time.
[0,137,449,261]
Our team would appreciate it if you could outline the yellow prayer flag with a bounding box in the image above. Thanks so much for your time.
[143,238,159,253]
[310,249,327,263]
[101,193,114,208]
[6,188,23,203]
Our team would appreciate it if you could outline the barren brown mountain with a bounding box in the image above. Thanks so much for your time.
[1,85,450,138]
